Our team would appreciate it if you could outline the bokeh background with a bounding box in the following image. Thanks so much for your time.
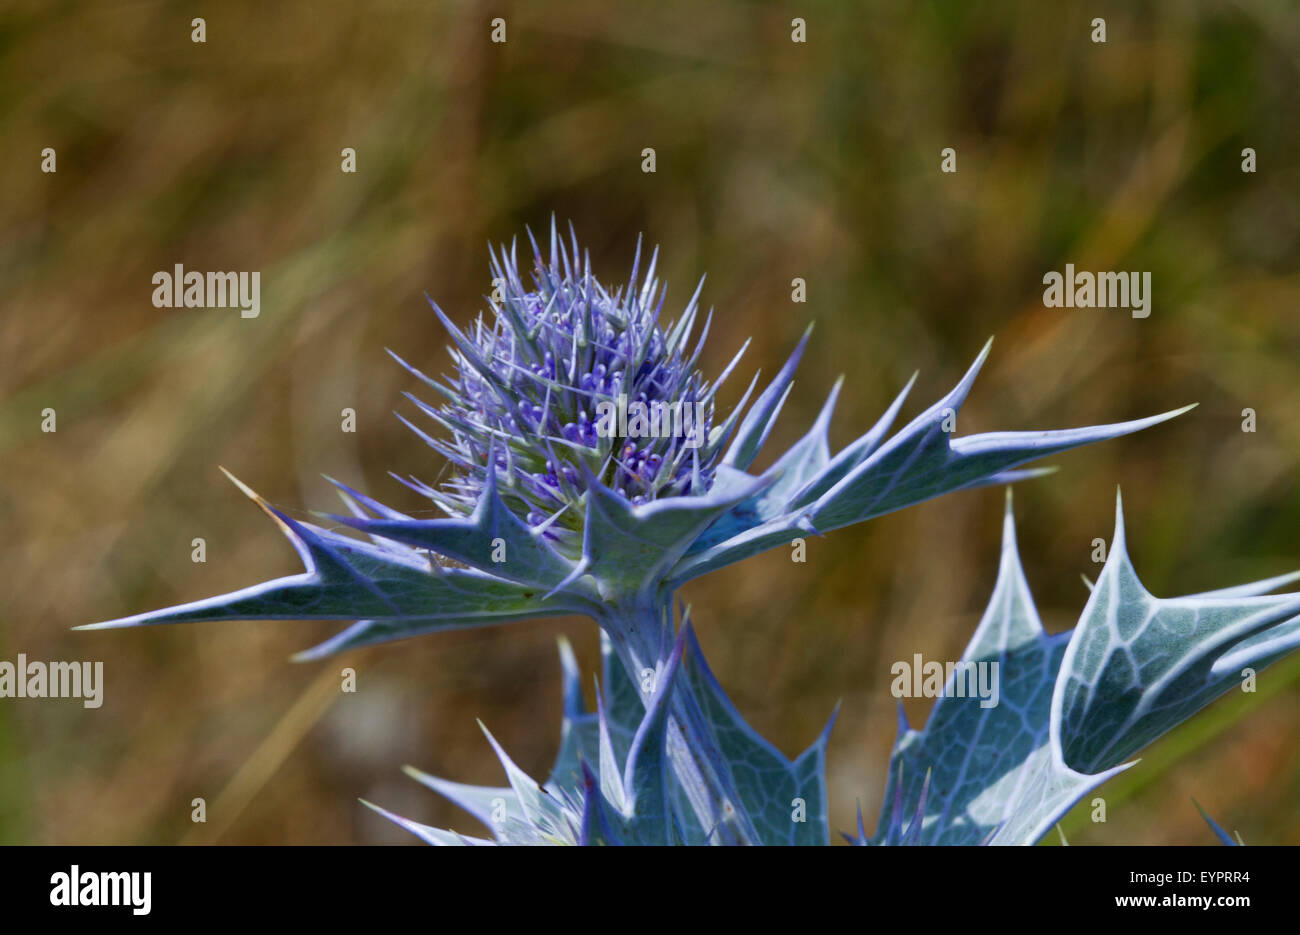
[1,0,1298,845]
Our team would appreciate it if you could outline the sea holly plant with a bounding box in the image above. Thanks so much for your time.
[847,491,1300,845]
[83,223,1298,844]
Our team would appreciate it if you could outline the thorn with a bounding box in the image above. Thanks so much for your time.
[218,465,261,502]
[795,513,823,538]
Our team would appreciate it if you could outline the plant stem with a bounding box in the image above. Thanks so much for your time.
[605,593,759,845]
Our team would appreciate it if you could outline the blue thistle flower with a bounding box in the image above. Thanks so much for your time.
[83,223,1188,640]
[395,224,733,545]
[82,221,1197,845]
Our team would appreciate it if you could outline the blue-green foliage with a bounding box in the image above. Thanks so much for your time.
[849,492,1298,845]
[367,614,835,846]
[380,493,1291,846]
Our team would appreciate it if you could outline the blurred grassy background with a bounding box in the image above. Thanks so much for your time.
[1,0,1298,845]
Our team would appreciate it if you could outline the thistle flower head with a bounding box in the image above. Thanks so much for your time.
[78,222,1233,849]
[400,223,737,547]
